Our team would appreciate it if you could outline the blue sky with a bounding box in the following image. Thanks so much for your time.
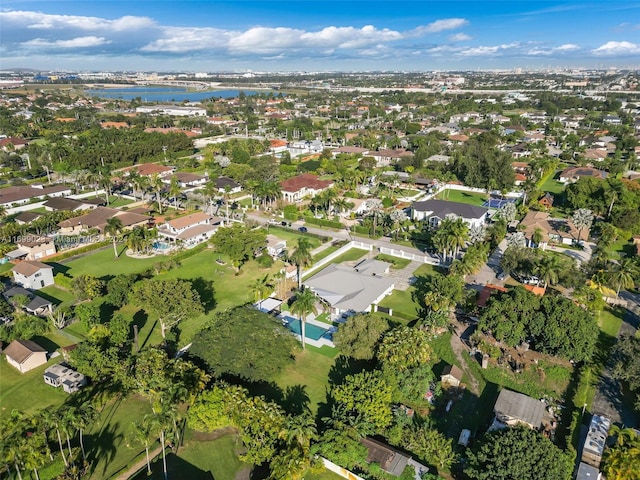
[1,1,639,71]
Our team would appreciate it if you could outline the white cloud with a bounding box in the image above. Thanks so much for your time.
[0,10,155,32]
[22,36,110,48]
[449,33,471,42]
[527,43,580,55]
[415,18,469,34]
[556,43,579,51]
[592,41,640,56]
[141,27,232,53]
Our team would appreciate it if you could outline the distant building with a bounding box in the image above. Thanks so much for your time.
[280,174,334,203]
[135,105,206,116]
[538,193,554,209]
[0,185,72,207]
[559,167,607,184]
[3,339,47,373]
[6,236,56,261]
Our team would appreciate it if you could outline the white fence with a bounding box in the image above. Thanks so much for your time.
[379,246,442,266]
[322,458,366,480]
[6,189,107,215]
[303,241,373,278]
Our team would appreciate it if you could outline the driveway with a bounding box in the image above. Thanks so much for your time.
[544,242,593,265]
[467,239,508,288]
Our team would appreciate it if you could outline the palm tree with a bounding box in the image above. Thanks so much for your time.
[150,173,165,214]
[290,288,318,350]
[251,274,274,310]
[169,176,181,210]
[104,217,124,258]
[610,258,638,297]
[129,418,158,476]
[289,238,313,289]
[532,227,544,248]
[74,403,98,465]
[127,169,141,200]
[535,254,563,288]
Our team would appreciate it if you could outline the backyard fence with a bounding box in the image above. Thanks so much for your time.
[378,246,441,266]
[322,458,366,480]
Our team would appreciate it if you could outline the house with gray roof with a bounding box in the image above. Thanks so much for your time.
[493,389,545,429]
[303,260,394,318]
[411,199,488,229]
[360,437,410,477]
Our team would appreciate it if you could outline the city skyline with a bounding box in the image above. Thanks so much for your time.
[1,1,639,72]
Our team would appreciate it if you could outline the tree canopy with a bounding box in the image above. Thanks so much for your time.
[479,286,598,361]
[466,426,573,480]
[189,306,299,382]
[333,313,390,360]
[210,223,266,271]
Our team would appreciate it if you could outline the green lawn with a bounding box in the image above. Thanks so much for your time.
[377,289,419,321]
[0,354,68,418]
[436,189,487,206]
[106,195,134,208]
[266,226,323,249]
[56,246,162,279]
[329,248,368,264]
[374,253,411,270]
[313,245,340,263]
[274,348,337,412]
[598,307,623,337]
[39,284,76,306]
[539,172,566,194]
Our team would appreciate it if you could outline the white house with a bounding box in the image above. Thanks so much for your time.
[12,260,54,290]
[136,105,206,116]
[157,212,222,247]
[266,235,287,257]
[411,199,488,229]
[3,339,48,373]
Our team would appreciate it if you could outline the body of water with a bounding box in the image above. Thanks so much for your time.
[85,86,261,102]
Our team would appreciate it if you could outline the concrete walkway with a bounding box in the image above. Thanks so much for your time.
[114,446,162,480]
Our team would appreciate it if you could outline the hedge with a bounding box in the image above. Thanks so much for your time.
[304,217,344,229]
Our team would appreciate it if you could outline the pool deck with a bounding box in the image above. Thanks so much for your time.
[279,311,335,348]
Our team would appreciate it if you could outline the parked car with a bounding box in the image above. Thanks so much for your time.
[497,270,508,281]
[281,221,289,227]
[298,226,308,233]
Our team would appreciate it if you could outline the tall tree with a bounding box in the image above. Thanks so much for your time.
[290,288,318,350]
[570,208,594,242]
[250,274,274,311]
[104,216,124,258]
[289,238,313,289]
[466,426,572,480]
[333,313,390,360]
[130,279,204,339]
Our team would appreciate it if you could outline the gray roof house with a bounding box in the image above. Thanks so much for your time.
[493,389,545,429]
[411,199,488,228]
[43,363,87,393]
[360,437,410,477]
[581,415,610,468]
[303,260,394,317]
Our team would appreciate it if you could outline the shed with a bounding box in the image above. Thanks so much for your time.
[441,364,464,387]
[493,389,545,429]
[3,339,48,373]
[360,437,410,477]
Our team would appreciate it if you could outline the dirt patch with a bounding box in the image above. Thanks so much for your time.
[234,467,251,480]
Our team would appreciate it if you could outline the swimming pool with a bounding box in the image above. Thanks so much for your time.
[153,241,171,251]
[282,316,332,341]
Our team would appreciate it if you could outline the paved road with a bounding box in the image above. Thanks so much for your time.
[467,239,508,289]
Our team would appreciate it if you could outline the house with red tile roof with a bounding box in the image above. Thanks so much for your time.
[280,174,334,203]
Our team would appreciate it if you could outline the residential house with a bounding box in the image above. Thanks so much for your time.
[303,259,394,318]
[370,148,413,167]
[288,140,324,157]
[411,199,488,229]
[0,137,29,152]
[3,286,53,316]
[426,154,451,164]
[538,193,554,209]
[280,174,334,203]
[360,437,411,477]
[331,146,370,157]
[476,284,508,308]
[493,389,545,429]
[266,235,287,258]
[0,184,72,207]
[157,212,222,247]
[43,363,87,393]
[57,207,150,234]
[14,211,42,225]
[519,210,588,247]
[581,415,611,469]
[6,237,56,261]
[441,365,464,388]
[214,176,242,194]
[559,167,607,184]
[168,172,208,188]
[43,197,98,212]
[3,339,48,373]
[269,139,289,155]
[12,260,54,290]
[119,163,174,179]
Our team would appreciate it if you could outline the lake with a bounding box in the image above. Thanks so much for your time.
[85,86,262,102]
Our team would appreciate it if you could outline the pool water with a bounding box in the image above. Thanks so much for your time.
[153,241,171,251]
[282,317,331,341]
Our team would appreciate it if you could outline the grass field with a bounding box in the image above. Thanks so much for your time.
[56,246,161,278]
[436,189,487,206]
[374,253,411,270]
[539,172,566,194]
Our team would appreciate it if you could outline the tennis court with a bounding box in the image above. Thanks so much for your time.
[482,197,517,209]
